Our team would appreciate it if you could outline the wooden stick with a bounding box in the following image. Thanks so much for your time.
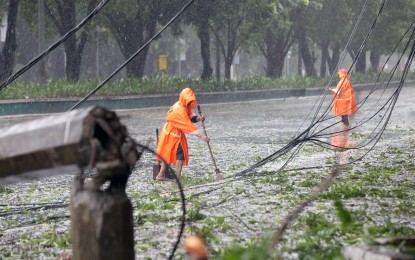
[197,105,224,179]
[156,128,160,166]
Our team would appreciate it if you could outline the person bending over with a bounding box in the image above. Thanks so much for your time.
[155,88,209,181]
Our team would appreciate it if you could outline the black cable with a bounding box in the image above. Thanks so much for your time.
[231,1,410,181]
[310,0,389,134]
[311,22,415,141]
[69,0,198,111]
[294,0,370,136]
[0,0,110,91]
[286,31,415,166]
[271,0,380,175]
[352,18,415,124]
[135,142,186,260]
[288,0,405,152]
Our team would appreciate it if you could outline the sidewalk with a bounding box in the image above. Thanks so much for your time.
[0,81,412,116]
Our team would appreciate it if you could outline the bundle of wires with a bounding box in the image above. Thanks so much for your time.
[2,0,415,258]
[231,0,415,179]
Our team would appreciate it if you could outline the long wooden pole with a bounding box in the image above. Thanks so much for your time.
[197,105,224,180]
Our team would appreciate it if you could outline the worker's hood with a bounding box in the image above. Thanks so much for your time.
[338,69,349,79]
[179,88,197,108]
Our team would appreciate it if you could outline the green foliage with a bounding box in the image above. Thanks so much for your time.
[131,189,178,225]
[1,72,408,100]
[188,224,219,246]
[299,178,318,187]
[322,182,366,199]
[216,237,271,260]
[180,175,215,187]
[187,206,206,222]
[35,215,49,224]
[21,229,71,248]
[334,199,353,228]
[0,187,13,194]
[209,216,232,232]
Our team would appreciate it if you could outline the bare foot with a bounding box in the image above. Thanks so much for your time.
[155,175,167,181]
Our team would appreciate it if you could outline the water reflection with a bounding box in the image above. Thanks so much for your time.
[330,125,355,164]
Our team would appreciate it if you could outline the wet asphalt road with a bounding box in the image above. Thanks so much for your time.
[0,86,414,259]
[117,86,415,176]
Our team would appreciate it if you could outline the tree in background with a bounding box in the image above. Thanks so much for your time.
[308,0,350,77]
[210,0,256,80]
[294,0,319,77]
[4,0,415,82]
[100,1,159,78]
[184,0,217,80]
[366,0,415,72]
[99,0,185,78]
[0,0,18,82]
[250,0,308,78]
[345,0,380,73]
[34,0,97,81]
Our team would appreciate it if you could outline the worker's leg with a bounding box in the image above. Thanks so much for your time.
[175,144,185,177]
[176,160,183,177]
[156,161,168,180]
[341,115,349,126]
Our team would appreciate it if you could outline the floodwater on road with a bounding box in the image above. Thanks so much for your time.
[1,86,415,259]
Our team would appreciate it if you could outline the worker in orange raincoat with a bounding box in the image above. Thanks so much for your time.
[329,69,358,126]
[155,88,209,181]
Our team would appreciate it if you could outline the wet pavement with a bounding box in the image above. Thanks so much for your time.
[0,86,414,258]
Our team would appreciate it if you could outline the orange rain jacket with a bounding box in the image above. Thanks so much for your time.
[332,69,358,117]
[156,88,199,166]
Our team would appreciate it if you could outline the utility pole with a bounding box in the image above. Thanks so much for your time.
[38,0,47,84]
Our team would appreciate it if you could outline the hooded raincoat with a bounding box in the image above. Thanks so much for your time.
[156,88,199,166]
[332,69,358,117]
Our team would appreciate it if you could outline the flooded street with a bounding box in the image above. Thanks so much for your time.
[1,87,415,259]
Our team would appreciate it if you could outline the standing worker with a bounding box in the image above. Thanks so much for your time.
[155,88,209,181]
[329,69,358,126]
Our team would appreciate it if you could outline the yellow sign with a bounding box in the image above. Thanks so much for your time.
[159,55,168,71]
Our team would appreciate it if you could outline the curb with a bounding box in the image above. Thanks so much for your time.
[0,81,413,116]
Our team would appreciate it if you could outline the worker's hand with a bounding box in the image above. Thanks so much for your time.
[197,115,205,122]
[201,135,209,142]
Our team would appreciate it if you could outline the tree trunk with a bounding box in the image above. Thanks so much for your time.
[265,54,284,78]
[370,49,380,72]
[327,43,340,75]
[320,40,329,77]
[348,47,366,73]
[224,57,232,80]
[106,5,159,78]
[355,50,366,73]
[215,32,221,80]
[298,48,303,76]
[221,22,238,80]
[112,24,145,78]
[197,20,213,80]
[64,37,81,80]
[46,0,95,81]
[264,32,285,78]
[298,34,316,77]
[126,51,149,78]
[37,0,47,83]
[0,0,19,82]
[59,0,78,80]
